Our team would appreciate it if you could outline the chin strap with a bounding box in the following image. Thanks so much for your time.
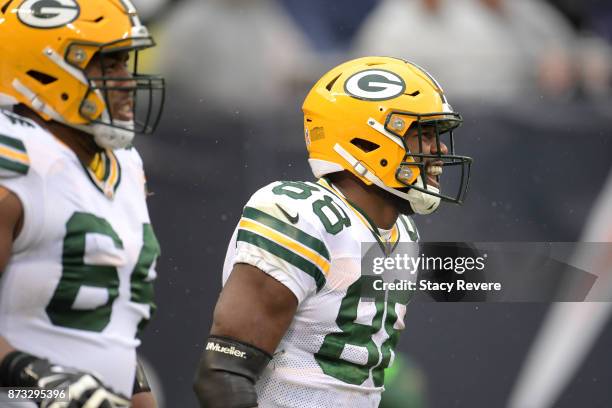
[333,143,440,214]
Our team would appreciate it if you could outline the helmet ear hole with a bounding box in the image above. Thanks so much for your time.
[350,138,380,153]
[26,70,57,85]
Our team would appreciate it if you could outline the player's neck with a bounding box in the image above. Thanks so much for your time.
[329,173,399,230]
[14,105,102,166]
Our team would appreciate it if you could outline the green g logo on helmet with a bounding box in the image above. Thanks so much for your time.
[17,0,80,29]
[344,69,406,101]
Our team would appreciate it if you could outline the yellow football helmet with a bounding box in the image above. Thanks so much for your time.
[0,0,164,149]
[303,56,472,214]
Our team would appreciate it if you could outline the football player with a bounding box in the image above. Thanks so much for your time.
[194,57,472,407]
[0,1,164,407]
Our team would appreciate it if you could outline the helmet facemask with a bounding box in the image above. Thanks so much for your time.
[384,110,472,206]
[70,38,165,149]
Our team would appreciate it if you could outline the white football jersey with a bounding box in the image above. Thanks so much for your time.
[0,109,159,396]
[223,178,419,408]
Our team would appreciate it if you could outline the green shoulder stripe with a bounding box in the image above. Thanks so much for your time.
[0,134,26,152]
[242,206,330,261]
[0,134,29,175]
[0,157,28,175]
[237,229,326,291]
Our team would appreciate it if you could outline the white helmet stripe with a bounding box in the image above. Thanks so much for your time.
[367,117,405,149]
[402,59,448,104]
[43,46,88,85]
[118,0,141,27]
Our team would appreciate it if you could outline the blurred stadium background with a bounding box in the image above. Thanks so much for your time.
[128,0,612,406]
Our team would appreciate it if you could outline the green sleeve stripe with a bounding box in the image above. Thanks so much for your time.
[0,156,28,175]
[242,206,330,261]
[0,134,26,152]
[237,229,326,292]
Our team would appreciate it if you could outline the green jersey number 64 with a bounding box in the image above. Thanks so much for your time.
[46,212,160,334]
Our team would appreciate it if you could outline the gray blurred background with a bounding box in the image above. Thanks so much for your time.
[130,0,612,406]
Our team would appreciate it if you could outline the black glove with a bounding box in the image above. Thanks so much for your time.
[0,351,130,408]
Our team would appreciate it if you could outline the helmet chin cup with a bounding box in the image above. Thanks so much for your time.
[92,120,135,150]
[93,109,135,149]
[407,177,441,215]
[74,108,135,150]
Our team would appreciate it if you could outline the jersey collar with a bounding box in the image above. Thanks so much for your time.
[84,149,122,199]
[317,177,401,255]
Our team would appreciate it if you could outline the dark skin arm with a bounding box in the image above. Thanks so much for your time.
[210,263,298,355]
[0,186,23,361]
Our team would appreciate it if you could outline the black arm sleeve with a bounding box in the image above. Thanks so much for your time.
[193,336,272,408]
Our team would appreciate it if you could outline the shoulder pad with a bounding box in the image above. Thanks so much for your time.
[246,181,335,226]
[239,181,331,291]
[245,181,311,224]
[245,179,353,239]
[243,181,333,246]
